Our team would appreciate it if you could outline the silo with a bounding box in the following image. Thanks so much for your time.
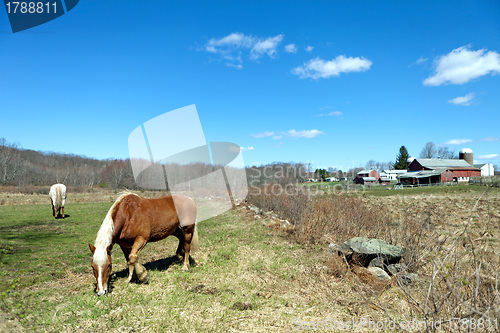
[459,148,473,166]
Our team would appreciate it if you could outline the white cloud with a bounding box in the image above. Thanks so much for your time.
[448,93,475,106]
[416,56,428,65]
[305,46,314,52]
[240,146,255,152]
[480,137,499,142]
[443,139,473,145]
[204,32,284,67]
[252,131,275,138]
[206,32,254,51]
[285,129,325,139]
[250,34,284,60]
[423,45,500,86]
[319,111,343,118]
[227,63,243,70]
[253,129,325,140]
[285,43,298,53]
[292,56,372,79]
[477,154,500,160]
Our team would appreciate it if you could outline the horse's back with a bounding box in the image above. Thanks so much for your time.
[114,194,196,243]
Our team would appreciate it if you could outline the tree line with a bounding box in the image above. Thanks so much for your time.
[2,137,493,191]
[0,138,135,190]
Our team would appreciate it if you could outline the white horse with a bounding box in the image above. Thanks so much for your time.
[49,184,67,219]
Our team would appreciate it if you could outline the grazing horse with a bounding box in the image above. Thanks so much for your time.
[88,192,198,296]
[49,184,66,219]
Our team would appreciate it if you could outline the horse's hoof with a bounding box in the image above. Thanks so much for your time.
[181,265,188,272]
[142,274,149,284]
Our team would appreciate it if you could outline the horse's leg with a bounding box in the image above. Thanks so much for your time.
[120,245,134,283]
[181,224,195,271]
[129,237,149,283]
[172,227,185,261]
[61,206,64,218]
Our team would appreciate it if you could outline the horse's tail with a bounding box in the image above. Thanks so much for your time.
[191,223,199,253]
[54,188,63,210]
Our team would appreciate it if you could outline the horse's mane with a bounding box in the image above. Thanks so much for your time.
[93,191,140,266]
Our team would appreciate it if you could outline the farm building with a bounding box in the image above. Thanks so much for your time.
[379,177,391,185]
[356,176,378,185]
[354,169,380,184]
[325,177,339,182]
[380,169,407,181]
[400,153,481,185]
[474,163,495,177]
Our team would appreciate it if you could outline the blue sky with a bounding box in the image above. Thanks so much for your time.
[1,0,499,171]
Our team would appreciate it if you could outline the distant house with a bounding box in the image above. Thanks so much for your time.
[325,177,339,182]
[379,177,391,185]
[474,163,495,177]
[356,177,378,185]
[380,169,407,181]
[354,169,380,184]
[399,158,481,185]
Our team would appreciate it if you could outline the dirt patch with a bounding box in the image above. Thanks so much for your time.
[0,309,24,333]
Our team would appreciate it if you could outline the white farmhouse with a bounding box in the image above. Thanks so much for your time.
[473,163,495,177]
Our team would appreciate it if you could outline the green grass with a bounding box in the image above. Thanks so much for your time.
[0,202,110,290]
[0,202,331,332]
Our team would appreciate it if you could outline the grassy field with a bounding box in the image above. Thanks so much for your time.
[0,198,351,332]
[1,188,499,332]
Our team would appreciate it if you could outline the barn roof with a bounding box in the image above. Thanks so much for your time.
[399,169,443,179]
[383,169,408,174]
[413,158,478,169]
[362,177,377,181]
[357,169,376,174]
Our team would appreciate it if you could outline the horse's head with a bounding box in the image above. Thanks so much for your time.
[88,243,113,296]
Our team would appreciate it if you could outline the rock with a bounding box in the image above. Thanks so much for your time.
[328,242,353,257]
[247,205,261,215]
[399,273,419,285]
[367,267,391,281]
[340,237,404,267]
[368,257,385,269]
[280,220,291,228]
[387,263,408,275]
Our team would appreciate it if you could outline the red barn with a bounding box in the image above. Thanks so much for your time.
[400,158,481,185]
[354,169,380,184]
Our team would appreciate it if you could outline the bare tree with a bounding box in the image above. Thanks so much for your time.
[365,160,377,170]
[437,146,456,159]
[0,138,21,185]
[419,141,437,159]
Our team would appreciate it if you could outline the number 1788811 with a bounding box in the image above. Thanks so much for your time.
[5,2,57,14]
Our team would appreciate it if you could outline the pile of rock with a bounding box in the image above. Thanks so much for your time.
[245,204,292,229]
[329,237,418,284]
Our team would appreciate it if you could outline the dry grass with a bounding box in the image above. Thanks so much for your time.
[248,184,500,331]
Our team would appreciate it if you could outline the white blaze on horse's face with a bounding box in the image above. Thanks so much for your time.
[89,243,112,296]
[91,257,112,296]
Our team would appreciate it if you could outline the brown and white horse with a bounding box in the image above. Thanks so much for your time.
[49,184,66,219]
[88,192,198,296]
